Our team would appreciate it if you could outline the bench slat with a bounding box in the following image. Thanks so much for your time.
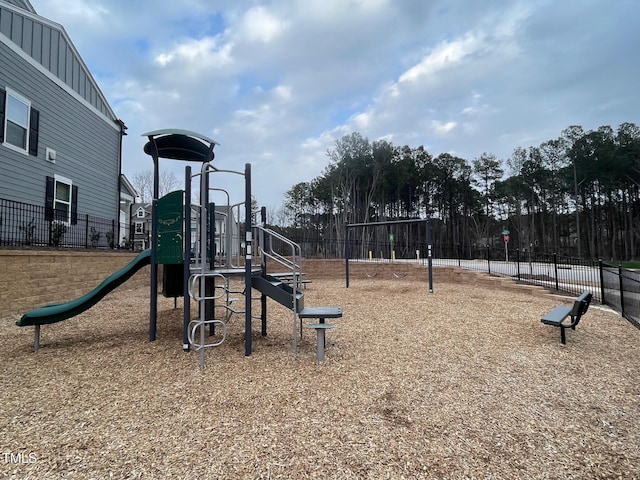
[541,306,571,325]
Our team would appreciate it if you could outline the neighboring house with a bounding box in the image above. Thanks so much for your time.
[0,1,126,244]
[119,174,137,247]
[130,201,151,251]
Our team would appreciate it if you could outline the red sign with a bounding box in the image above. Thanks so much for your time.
[503,234,509,243]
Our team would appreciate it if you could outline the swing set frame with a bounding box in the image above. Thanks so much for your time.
[344,218,433,292]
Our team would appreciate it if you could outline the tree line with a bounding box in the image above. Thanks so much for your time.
[280,123,640,261]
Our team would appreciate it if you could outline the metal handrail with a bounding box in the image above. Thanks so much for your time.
[255,225,302,271]
[254,224,304,351]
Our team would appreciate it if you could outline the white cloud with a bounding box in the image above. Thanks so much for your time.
[353,111,373,130]
[273,85,292,101]
[154,37,233,70]
[27,0,640,208]
[431,120,457,135]
[239,6,288,43]
[293,0,389,21]
[38,0,109,26]
[399,33,485,84]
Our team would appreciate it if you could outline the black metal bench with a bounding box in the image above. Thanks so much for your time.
[541,291,592,344]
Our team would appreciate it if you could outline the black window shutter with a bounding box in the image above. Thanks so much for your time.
[45,176,54,221]
[29,108,39,156]
[0,88,5,143]
[71,185,78,225]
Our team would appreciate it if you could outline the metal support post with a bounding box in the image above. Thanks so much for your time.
[244,163,253,356]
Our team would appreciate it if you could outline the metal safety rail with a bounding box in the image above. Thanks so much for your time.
[254,225,305,351]
[255,225,303,289]
[255,225,301,271]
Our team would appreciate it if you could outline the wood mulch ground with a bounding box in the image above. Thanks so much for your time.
[1,274,639,479]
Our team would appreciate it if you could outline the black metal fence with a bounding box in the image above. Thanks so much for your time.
[426,246,638,328]
[2,200,637,328]
[601,263,640,329]
[1,197,127,249]
[428,245,603,300]
[290,235,639,329]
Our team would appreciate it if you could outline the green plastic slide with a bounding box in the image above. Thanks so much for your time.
[17,249,152,327]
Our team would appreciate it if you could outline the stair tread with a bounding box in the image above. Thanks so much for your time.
[252,274,305,311]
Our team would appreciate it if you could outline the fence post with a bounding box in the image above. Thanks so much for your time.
[516,248,521,281]
[457,244,461,267]
[85,214,90,249]
[553,253,559,291]
[598,259,605,304]
[486,245,491,275]
[345,222,350,288]
[618,265,625,318]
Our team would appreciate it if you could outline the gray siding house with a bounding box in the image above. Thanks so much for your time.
[130,201,152,251]
[0,0,126,242]
[119,174,138,247]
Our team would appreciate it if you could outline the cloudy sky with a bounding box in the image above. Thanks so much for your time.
[30,0,640,210]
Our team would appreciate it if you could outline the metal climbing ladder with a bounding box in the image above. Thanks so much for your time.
[187,272,229,352]
[186,161,251,367]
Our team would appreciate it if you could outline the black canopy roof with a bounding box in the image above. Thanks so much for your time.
[142,129,219,162]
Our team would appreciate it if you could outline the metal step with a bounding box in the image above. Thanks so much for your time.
[252,274,304,311]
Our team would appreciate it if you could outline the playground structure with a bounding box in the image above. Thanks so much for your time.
[17,129,341,365]
[144,129,343,366]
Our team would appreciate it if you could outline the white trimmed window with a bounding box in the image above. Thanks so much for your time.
[4,89,30,153]
[135,222,145,234]
[45,175,77,225]
[136,207,146,218]
[1,87,40,157]
[53,175,73,223]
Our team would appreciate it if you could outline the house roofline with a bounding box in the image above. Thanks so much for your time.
[8,0,35,14]
[120,174,139,199]
[0,1,120,128]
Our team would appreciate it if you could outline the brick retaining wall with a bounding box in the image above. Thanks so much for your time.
[270,258,472,283]
[301,259,431,281]
[0,250,150,318]
[300,259,538,293]
[2,251,524,320]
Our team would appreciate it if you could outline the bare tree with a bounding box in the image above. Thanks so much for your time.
[132,171,152,202]
[160,171,179,198]
[266,204,289,227]
[132,170,180,201]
